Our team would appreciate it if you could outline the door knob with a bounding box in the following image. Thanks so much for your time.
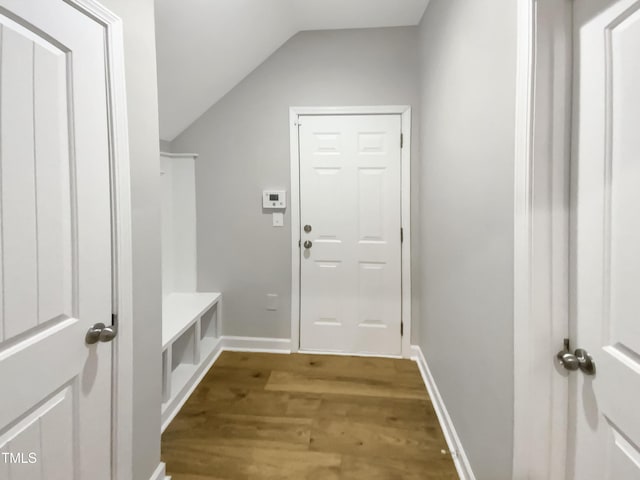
[557,351,580,371]
[99,325,118,343]
[575,348,596,375]
[86,323,105,345]
[303,240,312,249]
[86,322,118,344]
[556,338,579,371]
[556,339,596,375]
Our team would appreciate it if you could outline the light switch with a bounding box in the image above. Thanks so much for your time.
[272,212,284,227]
[266,294,279,311]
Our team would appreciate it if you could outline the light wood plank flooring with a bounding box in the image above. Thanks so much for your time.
[162,351,457,479]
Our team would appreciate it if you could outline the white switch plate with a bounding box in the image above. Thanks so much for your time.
[266,294,279,311]
[272,212,284,227]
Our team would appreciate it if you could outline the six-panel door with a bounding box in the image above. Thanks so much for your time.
[298,114,402,356]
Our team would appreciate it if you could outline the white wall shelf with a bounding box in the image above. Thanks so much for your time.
[162,292,221,349]
[161,292,222,431]
[160,152,224,431]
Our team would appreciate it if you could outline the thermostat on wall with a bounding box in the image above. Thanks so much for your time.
[263,190,286,209]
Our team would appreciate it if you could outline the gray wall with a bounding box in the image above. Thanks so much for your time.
[99,0,162,478]
[172,27,421,341]
[159,139,172,152]
[417,1,516,479]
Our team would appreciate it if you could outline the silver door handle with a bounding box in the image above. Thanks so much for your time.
[303,240,312,249]
[556,339,595,375]
[556,338,579,371]
[99,325,118,342]
[86,322,118,344]
[574,348,595,375]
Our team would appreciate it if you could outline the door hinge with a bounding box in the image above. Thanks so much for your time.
[112,313,117,326]
[400,227,404,243]
[401,322,404,336]
[298,239,301,248]
[400,133,404,149]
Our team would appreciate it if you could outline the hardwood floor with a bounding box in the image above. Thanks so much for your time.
[162,352,458,479]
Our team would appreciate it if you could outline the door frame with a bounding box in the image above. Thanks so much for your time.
[64,1,135,479]
[512,0,573,478]
[289,106,412,358]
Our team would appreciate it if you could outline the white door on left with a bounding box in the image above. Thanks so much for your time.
[0,1,114,479]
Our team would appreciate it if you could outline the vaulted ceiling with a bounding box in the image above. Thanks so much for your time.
[155,0,429,141]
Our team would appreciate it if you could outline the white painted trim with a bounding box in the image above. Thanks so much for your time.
[513,0,571,478]
[400,109,412,358]
[298,349,401,359]
[411,345,475,480]
[289,110,301,352]
[289,105,412,358]
[62,1,135,479]
[148,462,166,480]
[221,335,292,353]
[159,152,199,159]
[290,105,411,116]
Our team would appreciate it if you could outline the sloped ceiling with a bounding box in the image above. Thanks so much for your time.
[155,0,429,141]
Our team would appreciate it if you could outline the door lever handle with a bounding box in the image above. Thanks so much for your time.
[304,240,312,249]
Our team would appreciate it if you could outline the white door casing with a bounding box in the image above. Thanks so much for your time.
[0,1,115,479]
[512,0,573,478]
[570,0,640,478]
[297,114,403,356]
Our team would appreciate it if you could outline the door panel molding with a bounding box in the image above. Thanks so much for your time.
[289,106,412,358]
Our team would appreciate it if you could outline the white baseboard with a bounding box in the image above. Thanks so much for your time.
[160,338,471,480]
[148,462,166,480]
[221,335,292,353]
[411,345,476,480]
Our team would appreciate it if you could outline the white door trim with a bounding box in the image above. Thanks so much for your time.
[513,0,572,478]
[63,1,135,479]
[289,106,412,358]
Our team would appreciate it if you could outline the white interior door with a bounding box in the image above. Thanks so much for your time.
[298,114,402,356]
[0,1,114,479]
[570,0,640,477]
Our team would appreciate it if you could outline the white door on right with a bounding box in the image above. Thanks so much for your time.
[570,0,640,478]
[298,114,402,356]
